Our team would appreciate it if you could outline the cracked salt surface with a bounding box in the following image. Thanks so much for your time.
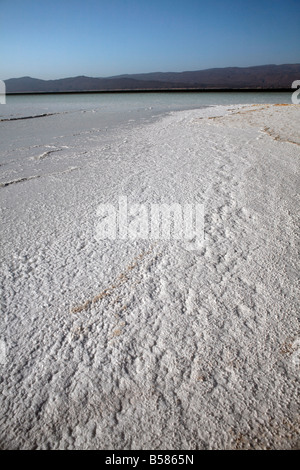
[0,102,299,449]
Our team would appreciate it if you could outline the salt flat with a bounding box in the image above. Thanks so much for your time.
[0,103,299,449]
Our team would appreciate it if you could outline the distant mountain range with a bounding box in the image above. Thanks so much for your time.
[5,64,300,93]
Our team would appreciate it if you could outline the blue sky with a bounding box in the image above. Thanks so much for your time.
[1,0,299,79]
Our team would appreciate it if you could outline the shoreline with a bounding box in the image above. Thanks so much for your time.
[6,88,294,95]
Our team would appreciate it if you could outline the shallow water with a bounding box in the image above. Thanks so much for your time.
[0,90,292,121]
[0,91,293,182]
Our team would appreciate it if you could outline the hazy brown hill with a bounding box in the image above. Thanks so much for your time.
[114,64,300,86]
[5,64,300,92]
[5,76,184,92]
